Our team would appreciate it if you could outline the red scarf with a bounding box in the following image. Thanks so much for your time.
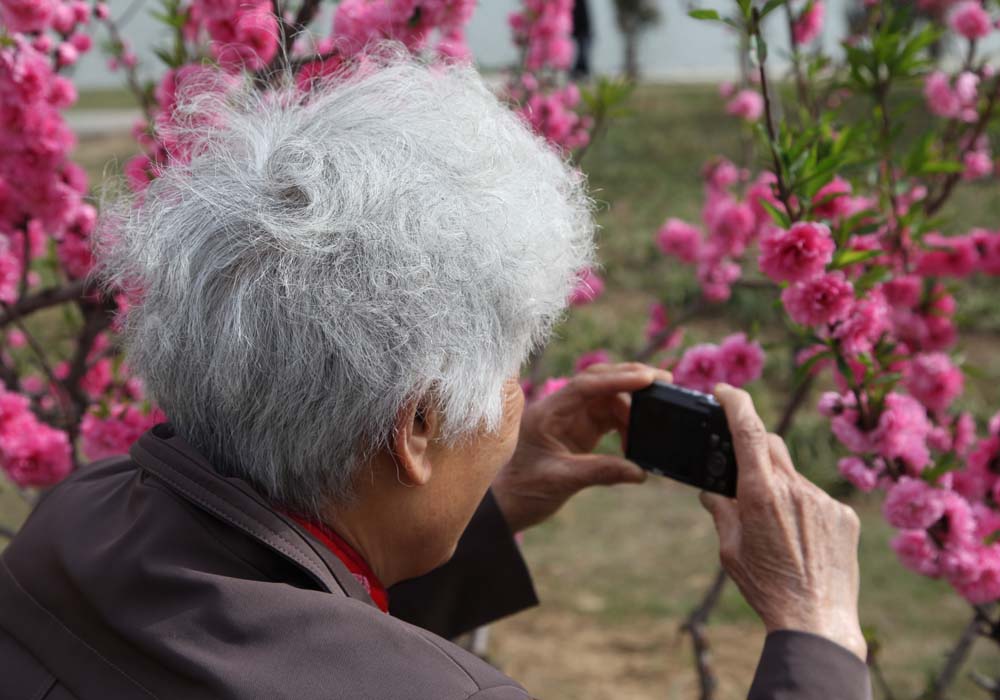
[288,515,389,613]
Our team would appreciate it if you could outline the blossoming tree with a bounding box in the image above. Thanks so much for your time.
[650,1,1000,697]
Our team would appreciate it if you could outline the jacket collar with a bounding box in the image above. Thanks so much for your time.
[129,423,379,610]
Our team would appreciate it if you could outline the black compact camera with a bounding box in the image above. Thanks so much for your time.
[626,381,738,497]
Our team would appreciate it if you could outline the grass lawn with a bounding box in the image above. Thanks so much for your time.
[4,83,1000,699]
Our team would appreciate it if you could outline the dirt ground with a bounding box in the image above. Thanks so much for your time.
[491,609,766,700]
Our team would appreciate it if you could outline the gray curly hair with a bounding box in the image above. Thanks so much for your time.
[98,54,596,516]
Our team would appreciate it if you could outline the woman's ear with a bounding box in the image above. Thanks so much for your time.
[390,398,439,487]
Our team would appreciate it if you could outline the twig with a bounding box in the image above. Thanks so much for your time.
[748,9,800,224]
[0,279,90,329]
[632,300,708,363]
[924,73,1000,216]
[62,298,116,452]
[868,655,897,700]
[775,373,814,437]
[0,302,66,408]
[680,567,728,700]
[783,3,811,115]
[0,524,16,540]
[926,613,980,700]
[100,14,155,123]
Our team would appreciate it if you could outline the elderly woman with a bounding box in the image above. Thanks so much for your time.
[0,59,870,700]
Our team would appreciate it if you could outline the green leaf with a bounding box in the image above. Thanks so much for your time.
[830,248,883,269]
[688,9,721,21]
[759,0,787,19]
[758,198,791,228]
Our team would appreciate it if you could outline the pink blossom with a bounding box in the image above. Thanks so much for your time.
[811,177,852,220]
[905,352,964,412]
[535,376,570,401]
[94,2,109,20]
[0,0,55,34]
[569,268,604,306]
[834,292,890,354]
[674,344,725,393]
[746,172,785,229]
[725,89,763,122]
[916,233,980,277]
[644,303,682,350]
[0,238,20,304]
[792,1,825,44]
[781,271,855,327]
[957,436,1000,501]
[954,412,977,455]
[56,42,79,68]
[953,545,1000,604]
[80,403,167,461]
[705,197,756,257]
[696,259,741,303]
[208,3,279,71]
[963,149,993,180]
[881,276,922,308]
[0,414,72,487]
[838,456,878,492]
[972,228,1000,274]
[973,503,1000,540]
[574,349,611,373]
[873,393,932,472]
[892,530,941,577]
[949,1,993,39]
[717,333,764,387]
[797,344,833,377]
[883,477,946,530]
[924,71,967,120]
[704,158,742,192]
[656,218,701,263]
[758,221,834,283]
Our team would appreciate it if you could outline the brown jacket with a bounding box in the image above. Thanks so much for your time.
[0,424,871,699]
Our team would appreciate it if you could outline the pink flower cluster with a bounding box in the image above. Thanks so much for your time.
[924,70,980,122]
[331,0,476,61]
[656,159,782,302]
[792,0,825,45]
[0,382,72,487]
[1,31,97,287]
[186,0,279,71]
[80,403,166,461]
[509,0,574,72]
[518,79,593,152]
[949,0,993,40]
[725,89,763,122]
[672,333,765,393]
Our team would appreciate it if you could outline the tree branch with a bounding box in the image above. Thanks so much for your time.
[0,280,91,329]
[0,523,16,540]
[680,566,728,700]
[924,73,1000,217]
[925,612,981,700]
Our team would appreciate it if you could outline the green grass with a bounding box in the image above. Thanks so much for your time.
[4,83,1000,699]
[71,88,139,111]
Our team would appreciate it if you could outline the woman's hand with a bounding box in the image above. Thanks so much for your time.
[701,384,867,662]
[492,362,671,533]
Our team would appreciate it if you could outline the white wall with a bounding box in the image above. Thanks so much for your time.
[66,0,923,90]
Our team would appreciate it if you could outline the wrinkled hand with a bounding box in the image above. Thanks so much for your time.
[701,384,867,661]
[492,363,671,533]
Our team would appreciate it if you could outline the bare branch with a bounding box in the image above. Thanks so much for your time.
[0,280,91,329]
